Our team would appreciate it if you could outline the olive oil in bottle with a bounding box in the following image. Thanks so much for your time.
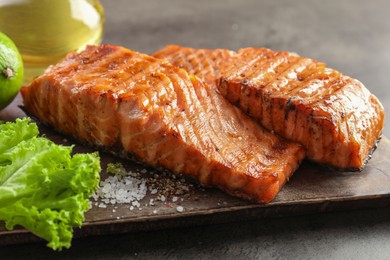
[0,0,104,83]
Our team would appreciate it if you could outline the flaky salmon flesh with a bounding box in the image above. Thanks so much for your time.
[21,44,305,204]
[154,45,385,171]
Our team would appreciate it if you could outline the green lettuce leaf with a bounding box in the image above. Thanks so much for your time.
[0,118,100,250]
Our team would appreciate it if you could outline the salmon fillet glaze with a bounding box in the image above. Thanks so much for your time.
[21,45,305,204]
[154,45,385,171]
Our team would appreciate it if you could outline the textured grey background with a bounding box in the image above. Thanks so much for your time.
[2,0,390,259]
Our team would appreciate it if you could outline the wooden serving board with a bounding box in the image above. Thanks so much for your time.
[1,94,390,245]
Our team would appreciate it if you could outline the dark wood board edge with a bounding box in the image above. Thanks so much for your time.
[1,194,390,247]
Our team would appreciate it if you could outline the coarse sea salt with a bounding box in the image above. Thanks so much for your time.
[92,167,148,207]
[92,163,195,212]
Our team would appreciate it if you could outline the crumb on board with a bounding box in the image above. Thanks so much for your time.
[176,206,184,213]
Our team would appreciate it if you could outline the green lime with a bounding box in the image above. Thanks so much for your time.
[0,31,23,110]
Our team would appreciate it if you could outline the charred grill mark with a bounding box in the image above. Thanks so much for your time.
[229,49,271,80]
[176,51,194,75]
[288,102,296,111]
[284,97,296,121]
[195,50,212,84]
[240,52,282,86]
[269,95,275,132]
[272,140,290,152]
[258,56,304,97]
[277,61,322,97]
[255,88,261,98]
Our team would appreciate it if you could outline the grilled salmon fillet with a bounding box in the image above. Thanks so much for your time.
[21,44,305,203]
[154,45,385,171]
[220,48,385,170]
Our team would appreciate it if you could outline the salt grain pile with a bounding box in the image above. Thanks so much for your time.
[91,171,147,208]
[91,163,195,213]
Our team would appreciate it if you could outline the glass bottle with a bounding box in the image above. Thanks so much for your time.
[0,0,105,83]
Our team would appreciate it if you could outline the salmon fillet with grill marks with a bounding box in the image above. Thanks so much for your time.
[20,44,305,204]
[221,48,385,171]
[154,45,385,171]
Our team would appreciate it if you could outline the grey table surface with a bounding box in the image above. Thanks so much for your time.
[2,0,390,259]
